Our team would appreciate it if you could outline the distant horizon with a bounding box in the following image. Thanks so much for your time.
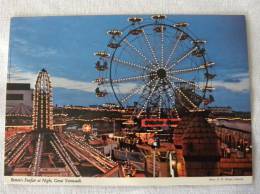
[8,15,251,112]
[6,80,251,113]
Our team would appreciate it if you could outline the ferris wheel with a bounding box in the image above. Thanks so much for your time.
[94,15,215,119]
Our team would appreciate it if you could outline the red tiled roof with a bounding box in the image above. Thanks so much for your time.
[182,115,220,158]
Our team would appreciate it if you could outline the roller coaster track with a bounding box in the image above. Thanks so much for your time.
[5,131,119,176]
[5,135,32,166]
[65,132,117,166]
[31,133,44,176]
[63,132,117,168]
[59,132,118,174]
[5,134,20,150]
[50,133,81,176]
[5,134,26,156]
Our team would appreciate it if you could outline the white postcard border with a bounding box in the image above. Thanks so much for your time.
[4,176,253,186]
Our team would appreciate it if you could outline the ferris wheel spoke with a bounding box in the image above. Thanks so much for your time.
[111,74,154,84]
[165,31,183,68]
[175,46,198,64]
[160,27,165,66]
[137,80,159,118]
[165,86,176,105]
[167,80,200,111]
[165,89,180,119]
[131,84,149,118]
[120,79,153,104]
[123,39,153,66]
[121,85,144,104]
[168,91,189,114]
[142,29,159,66]
[170,62,214,75]
[175,87,199,110]
[158,92,163,118]
[167,46,198,71]
[173,107,180,119]
[112,57,151,71]
[168,75,201,90]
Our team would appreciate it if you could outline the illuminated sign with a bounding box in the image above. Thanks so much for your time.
[141,118,181,128]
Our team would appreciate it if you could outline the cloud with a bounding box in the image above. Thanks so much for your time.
[223,78,241,83]
[11,69,96,92]
[13,37,57,57]
[10,68,250,96]
[10,68,138,94]
[213,72,250,92]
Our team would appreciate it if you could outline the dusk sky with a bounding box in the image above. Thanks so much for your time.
[8,15,251,111]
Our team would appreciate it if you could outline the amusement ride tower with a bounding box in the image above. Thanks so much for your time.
[32,68,54,131]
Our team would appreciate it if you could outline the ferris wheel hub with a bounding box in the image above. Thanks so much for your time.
[157,68,167,79]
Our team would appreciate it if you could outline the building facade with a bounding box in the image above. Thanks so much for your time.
[6,83,33,112]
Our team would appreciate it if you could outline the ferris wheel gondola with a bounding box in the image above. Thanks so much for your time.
[95,87,108,97]
[94,15,216,119]
[173,22,189,28]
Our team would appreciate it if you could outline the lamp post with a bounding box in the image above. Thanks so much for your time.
[113,119,116,135]
[152,135,160,177]
[169,152,177,177]
[153,147,156,177]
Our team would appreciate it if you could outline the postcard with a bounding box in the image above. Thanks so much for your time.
[4,15,252,185]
